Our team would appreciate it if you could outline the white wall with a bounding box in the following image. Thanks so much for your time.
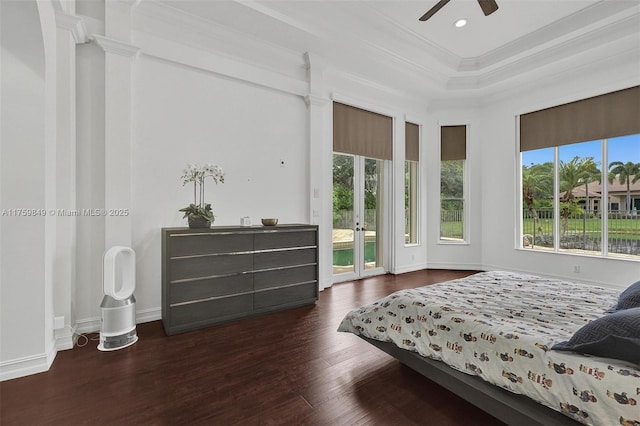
[424,106,483,271]
[71,14,434,323]
[129,56,309,320]
[475,58,640,289]
[0,0,57,380]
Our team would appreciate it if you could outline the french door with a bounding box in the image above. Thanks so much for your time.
[332,153,386,282]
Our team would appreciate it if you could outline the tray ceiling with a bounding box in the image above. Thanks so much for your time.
[149,0,640,99]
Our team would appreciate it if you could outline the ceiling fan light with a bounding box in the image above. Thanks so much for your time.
[454,18,468,27]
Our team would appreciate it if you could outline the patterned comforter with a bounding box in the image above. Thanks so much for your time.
[337,271,640,425]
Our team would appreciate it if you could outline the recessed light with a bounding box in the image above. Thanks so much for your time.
[454,18,468,28]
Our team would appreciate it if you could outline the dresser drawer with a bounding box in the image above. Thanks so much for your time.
[170,274,253,305]
[254,230,316,250]
[254,282,317,310]
[169,253,253,281]
[253,264,316,291]
[169,232,252,256]
[170,293,253,326]
[254,248,316,270]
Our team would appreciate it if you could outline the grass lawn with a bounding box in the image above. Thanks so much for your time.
[440,221,463,239]
[522,217,640,240]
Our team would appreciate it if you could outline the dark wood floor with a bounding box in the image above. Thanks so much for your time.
[1,269,504,425]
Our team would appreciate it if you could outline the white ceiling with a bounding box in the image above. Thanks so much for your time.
[370,1,601,58]
[151,0,640,100]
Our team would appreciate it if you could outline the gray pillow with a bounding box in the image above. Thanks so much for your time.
[552,307,640,364]
[612,280,640,311]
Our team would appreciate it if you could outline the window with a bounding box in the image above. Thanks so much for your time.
[557,140,602,254]
[607,134,640,257]
[521,148,554,249]
[405,122,419,245]
[440,125,466,242]
[521,136,639,258]
[519,86,640,258]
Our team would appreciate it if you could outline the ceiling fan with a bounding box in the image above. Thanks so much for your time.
[419,0,499,22]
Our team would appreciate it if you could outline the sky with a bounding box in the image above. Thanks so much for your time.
[522,134,640,169]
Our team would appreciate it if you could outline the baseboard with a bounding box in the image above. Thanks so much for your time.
[0,352,48,382]
[426,262,484,271]
[393,262,428,275]
[136,307,162,324]
[0,335,58,382]
[55,325,77,351]
[319,278,333,291]
[75,317,101,335]
[76,307,162,335]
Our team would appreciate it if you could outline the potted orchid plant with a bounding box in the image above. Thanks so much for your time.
[179,163,225,228]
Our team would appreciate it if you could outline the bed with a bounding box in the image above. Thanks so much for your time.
[337,271,640,426]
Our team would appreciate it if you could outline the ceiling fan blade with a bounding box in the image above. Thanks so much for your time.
[477,0,499,16]
[419,0,451,21]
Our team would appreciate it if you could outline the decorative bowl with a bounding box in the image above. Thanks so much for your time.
[261,218,278,226]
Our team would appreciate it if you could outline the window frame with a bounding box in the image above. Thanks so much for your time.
[404,121,420,247]
[518,136,640,261]
[439,124,469,245]
[404,159,419,246]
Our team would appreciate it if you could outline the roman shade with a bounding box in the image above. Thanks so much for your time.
[405,122,419,162]
[441,125,466,161]
[333,102,393,160]
[520,86,640,152]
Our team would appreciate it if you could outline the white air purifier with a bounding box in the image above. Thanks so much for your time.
[98,246,138,351]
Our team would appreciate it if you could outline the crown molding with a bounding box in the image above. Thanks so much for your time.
[439,45,640,110]
[457,1,640,72]
[134,31,307,97]
[232,0,451,88]
[230,0,326,39]
[448,15,640,91]
[358,2,460,71]
[92,35,140,58]
[55,12,90,44]
[140,1,303,61]
[130,0,639,98]
[136,1,305,79]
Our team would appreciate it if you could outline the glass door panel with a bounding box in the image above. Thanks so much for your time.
[332,154,355,276]
[363,158,383,271]
[333,154,385,280]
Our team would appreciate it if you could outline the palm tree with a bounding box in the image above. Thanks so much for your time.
[522,163,552,235]
[559,156,600,234]
[579,167,601,215]
[608,161,640,212]
[560,156,600,202]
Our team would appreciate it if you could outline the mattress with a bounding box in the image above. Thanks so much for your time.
[337,271,640,425]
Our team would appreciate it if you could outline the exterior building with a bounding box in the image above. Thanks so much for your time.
[562,176,640,213]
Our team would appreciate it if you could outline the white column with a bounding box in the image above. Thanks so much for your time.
[93,0,140,249]
[53,7,89,349]
[304,52,333,290]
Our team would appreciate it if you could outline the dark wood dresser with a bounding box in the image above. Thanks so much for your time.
[161,224,319,335]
